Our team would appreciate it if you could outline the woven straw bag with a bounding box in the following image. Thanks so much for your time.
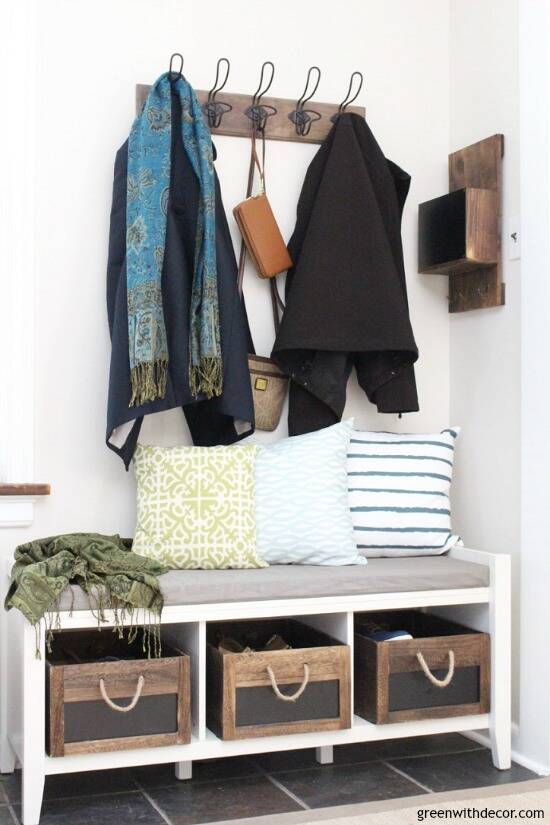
[247,354,287,432]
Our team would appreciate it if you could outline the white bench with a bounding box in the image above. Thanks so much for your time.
[0,546,511,825]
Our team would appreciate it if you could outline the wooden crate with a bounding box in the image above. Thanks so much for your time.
[206,619,351,740]
[354,611,490,724]
[46,629,190,756]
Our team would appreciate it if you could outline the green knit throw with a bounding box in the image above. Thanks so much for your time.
[4,533,169,657]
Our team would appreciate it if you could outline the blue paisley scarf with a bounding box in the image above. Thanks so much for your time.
[126,72,222,406]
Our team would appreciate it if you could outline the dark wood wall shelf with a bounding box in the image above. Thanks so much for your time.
[0,484,51,497]
[418,134,505,313]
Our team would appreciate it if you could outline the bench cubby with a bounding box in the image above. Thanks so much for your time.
[206,618,351,740]
[354,610,490,725]
[45,628,190,756]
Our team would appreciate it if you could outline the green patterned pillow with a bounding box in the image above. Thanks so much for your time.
[132,444,266,570]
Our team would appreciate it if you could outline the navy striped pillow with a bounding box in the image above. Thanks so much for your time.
[347,428,461,557]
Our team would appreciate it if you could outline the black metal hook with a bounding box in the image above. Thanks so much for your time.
[331,70,364,122]
[245,61,276,133]
[204,57,232,129]
[168,52,184,82]
[252,60,275,106]
[289,66,322,137]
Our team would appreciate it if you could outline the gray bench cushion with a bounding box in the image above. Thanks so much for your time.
[60,556,489,611]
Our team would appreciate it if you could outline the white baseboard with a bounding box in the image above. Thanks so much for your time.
[462,725,550,776]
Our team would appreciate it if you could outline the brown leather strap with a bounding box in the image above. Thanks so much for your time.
[270,278,284,333]
[250,128,266,193]
[236,146,255,297]
[236,127,283,335]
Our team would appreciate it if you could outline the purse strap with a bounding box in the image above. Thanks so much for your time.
[251,127,266,194]
[236,127,284,334]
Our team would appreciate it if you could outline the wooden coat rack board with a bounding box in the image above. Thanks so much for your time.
[136,85,365,144]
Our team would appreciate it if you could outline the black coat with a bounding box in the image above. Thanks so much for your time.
[106,90,254,467]
[272,113,419,435]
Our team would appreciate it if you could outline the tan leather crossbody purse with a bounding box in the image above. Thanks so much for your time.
[233,131,292,279]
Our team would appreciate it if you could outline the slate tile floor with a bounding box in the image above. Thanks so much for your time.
[0,734,538,825]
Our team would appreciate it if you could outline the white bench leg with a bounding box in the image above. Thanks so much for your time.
[175,761,192,780]
[489,554,512,769]
[0,603,15,774]
[315,745,334,765]
[22,621,45,825]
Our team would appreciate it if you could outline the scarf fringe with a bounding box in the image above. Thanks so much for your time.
[130,360,168,407]
[36,596,163,661]
[189,357,223,399]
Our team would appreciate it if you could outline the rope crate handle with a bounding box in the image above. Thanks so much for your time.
[267,664,310,702]
[416,650,455,688]
[99,675,145,712]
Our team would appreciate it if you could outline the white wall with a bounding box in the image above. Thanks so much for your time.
[448,0,521,721]
[517,0,550,775]
[0,0,451,555]
[0,2,35,484]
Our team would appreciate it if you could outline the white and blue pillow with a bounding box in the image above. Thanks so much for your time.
[256,421,366,566]
[347,428,461,557]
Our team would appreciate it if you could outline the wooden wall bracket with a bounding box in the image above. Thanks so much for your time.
[418,134,505,313]
[136,85,365,145]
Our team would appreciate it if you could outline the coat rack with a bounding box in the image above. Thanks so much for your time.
[136,55,366,145]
